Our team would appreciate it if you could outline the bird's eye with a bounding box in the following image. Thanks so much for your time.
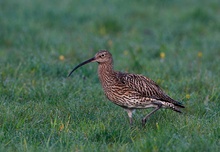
[101,54,105,57]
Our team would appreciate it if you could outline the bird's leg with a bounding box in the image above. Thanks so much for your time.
[125,108,134,126]
[142,105,162,126]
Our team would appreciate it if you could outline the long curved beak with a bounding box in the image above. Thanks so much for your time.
[68,57,95,77]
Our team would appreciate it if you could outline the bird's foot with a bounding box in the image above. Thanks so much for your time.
[142,118,147,127]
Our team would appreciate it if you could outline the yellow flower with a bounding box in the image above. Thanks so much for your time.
[160,52,165,59]
[156,79,163,85]
[186,94,190,99]
[108,40,113,47]
[123,50,129,56]
[59,123,64,131]
[99,27,106,35]
[59,55,65,61]
[197,51,202,58]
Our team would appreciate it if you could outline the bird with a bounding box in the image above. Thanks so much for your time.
[68,50,185,126]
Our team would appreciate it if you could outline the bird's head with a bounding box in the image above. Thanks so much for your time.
[94,50,112,64]
[68,50,112,77]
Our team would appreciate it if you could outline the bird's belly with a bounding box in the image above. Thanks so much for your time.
[104,89,157,109]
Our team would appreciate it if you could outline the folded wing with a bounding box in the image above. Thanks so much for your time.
[117,72,185,108]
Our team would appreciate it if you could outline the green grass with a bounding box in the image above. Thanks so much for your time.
[0,0,220,151]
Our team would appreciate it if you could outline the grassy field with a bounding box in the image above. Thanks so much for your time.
[0,0,220,151]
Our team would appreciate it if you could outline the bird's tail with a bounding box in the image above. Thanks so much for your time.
[163,96,185,112]
[163,101,185,113]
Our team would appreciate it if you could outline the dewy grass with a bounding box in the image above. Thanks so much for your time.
[0,0,220,151]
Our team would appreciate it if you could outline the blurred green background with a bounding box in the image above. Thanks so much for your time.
[0,0,219,151]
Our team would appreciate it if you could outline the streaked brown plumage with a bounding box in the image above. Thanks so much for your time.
[68,50,185,126]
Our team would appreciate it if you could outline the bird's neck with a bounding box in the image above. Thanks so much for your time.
[98,61,116,85]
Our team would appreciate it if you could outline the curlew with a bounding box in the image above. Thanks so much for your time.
[68,50,185,126]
